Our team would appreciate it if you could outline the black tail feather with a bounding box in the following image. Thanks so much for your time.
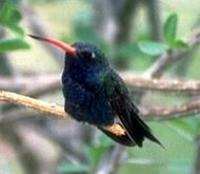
[117,103,164,148]
[124,111,164,148]
[99,118,164,148]
[144,130,165,148]
[136,115,163,147]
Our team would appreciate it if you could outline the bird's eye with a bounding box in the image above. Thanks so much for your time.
[91,52,96,59]
[80,50,96,59]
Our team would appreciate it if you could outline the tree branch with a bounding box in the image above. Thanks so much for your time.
[2,73,200,94]
[122,72,200,93]
[0,75,59,93]
[142,99,200,120]
[0,91,65,118]
[1,90,200,137]
[0,90,125,136]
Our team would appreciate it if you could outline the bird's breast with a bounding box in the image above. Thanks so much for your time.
[62,74,114,126]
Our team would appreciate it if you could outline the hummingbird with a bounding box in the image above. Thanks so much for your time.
[29,34,162,147]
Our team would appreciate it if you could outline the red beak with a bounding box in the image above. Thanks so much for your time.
[28,34,76,56]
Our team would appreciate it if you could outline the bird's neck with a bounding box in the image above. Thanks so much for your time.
[62,60,107,91]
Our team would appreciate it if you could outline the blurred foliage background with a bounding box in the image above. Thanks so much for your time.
[1,0,200,174]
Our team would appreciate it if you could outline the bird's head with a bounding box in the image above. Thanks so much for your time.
[28,35,109,69]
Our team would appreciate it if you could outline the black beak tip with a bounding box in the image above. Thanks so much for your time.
[28,34,42,40]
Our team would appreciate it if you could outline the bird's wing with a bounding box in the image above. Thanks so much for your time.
[102,69,161,147]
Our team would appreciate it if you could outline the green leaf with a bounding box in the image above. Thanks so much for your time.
[164,13,178,45]
[0,3,24,36]
[0,38,30,52]
[138,41,169,56]
[172,40,190,49]
[8,8,22,24]
[58,163,89,173]
[7,25,24,36]
[0,3,21,24]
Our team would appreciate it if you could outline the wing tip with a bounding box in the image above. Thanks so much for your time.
[146,133,165,149]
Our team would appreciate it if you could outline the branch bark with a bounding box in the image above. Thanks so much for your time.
[2,73,200,94]
[1,90,200,136]
[142,99,200,120]
[0,91,125,136]
[0,91,66,118]
[122,72,200,93]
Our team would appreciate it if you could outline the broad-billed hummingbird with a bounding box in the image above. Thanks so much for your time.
[29,35,162,147]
